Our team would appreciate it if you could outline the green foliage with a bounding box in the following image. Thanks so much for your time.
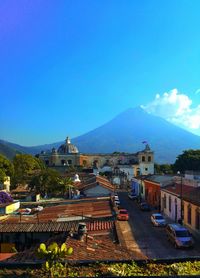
[58,177,74,196]
[106,261,200,276]
[36,242,73,277]
[0,154,14,183]
[174,149,200,173]
[1,260,200,277]
[30,168,62,196]
[154,163,173,174]
[13,154,44,185]
[10,246,18,253]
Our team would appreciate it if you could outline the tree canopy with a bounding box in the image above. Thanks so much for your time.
[154,163,173,174]
[13,154,45,185]
[173,149,200,173]
[0,154,14,183]
[30,168,68,196]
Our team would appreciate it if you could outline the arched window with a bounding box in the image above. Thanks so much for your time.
[142,156,145,162]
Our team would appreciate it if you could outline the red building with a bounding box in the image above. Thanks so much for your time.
[143,175,173,209]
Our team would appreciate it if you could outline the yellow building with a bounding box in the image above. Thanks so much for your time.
[183,187,200,238]
[0,201,20,215]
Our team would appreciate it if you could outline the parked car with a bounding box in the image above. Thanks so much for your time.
[115,200,120,206]
[151,213,166,227]
[117,209,129,221]
[166,223,194,249]
[140,202,151,211]
[128,193,137,200]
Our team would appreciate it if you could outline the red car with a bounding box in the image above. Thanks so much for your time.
[117,209,129,221]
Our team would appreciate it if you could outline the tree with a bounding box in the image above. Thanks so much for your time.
[154,163,173,174]
[13,154,45,185]
[173,149,200,173]
[30,168,61,196]
[0,154,14,183]
[58,177,74,197]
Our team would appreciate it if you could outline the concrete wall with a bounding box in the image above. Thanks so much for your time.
[183,200,200,238]
[161,191,181,222]
[0,201,20,215]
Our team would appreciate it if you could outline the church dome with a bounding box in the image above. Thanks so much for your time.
[57,137,79,154]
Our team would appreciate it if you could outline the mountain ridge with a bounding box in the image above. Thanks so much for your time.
[1,107,200,163]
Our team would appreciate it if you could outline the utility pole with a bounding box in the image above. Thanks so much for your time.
[177,171,183,225]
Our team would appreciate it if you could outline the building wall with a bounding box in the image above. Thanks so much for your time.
[5,201,20,214]
[135,178,146,200]
[40,153,139,168]
[161,190,181,222]
[0,201,20,215]
[0,232,54,252]
[144,180,160,208]
[39,149,154,176]
[139,163,154,175]
[183,200,200,237]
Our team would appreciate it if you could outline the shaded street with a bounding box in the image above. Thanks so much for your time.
[117,191,200,259]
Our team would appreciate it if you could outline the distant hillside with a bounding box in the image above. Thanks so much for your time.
[0,139,60,159]
[1,107,200,163]
[0,141,21,160]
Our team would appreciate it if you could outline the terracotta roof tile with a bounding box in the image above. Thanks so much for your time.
[161,183,195,196]
[77,175,114,191]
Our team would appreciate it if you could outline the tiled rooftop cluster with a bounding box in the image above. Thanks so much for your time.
[77,175,114,191]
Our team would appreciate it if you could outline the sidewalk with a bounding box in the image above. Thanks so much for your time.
[115,220,147,259]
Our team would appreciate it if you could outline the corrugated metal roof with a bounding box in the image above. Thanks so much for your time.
[0,220,114,233]
[3,199,113,224]
[0,221,78,233]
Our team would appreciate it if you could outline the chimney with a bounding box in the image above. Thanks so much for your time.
[77,222,87,241]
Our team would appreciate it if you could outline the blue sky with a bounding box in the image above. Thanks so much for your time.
[0,0,200,146]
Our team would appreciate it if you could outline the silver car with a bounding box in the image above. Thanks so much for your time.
[151,213,166,227]
[166,223,194,248]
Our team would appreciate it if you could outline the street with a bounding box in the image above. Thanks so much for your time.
[117,191,200,259]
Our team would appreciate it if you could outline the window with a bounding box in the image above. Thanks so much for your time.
[187,205,191,225]
[148,156,151,162]
[68,160,72,165]
[195,209,200,230]
[45,160,49,166]
[145,167,148,171]
[142,156,145,162]
[164,194,166,209]
[169,196,171,212]
[61,159,66,165]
